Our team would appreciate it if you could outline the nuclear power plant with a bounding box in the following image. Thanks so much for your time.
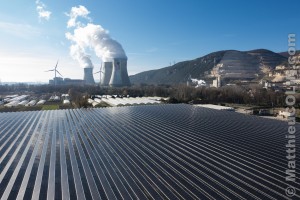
[66,5,130,87]
[49,59,130,87]
[101,58,131,87]
[83,67,95,85]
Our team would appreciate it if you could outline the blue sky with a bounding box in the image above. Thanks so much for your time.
[0,0,299,82]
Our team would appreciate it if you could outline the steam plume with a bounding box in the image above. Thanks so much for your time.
[66,5,127,68]
[69,44,94,68]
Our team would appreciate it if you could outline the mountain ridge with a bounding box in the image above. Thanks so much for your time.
[129,49,288,85]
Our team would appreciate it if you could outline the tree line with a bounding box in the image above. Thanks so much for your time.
[0,83,298,108]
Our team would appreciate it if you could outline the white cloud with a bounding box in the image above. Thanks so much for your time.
[35,0,51,21]
[66,5,91,28]
[0,21,40,38]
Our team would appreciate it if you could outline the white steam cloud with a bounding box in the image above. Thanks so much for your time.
[69,45,94,68]
[35,0,51,21]
[66,5,127,68]
[67,5,91,28]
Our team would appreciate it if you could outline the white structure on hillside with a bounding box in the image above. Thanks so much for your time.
[212,76,221,88]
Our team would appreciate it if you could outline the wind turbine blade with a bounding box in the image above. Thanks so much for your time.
[55,59,59,69]
[56,70,63,77]
[45,69,55,72]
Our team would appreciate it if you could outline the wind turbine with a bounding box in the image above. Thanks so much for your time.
[94,62,103,86]
[45,60,63,86]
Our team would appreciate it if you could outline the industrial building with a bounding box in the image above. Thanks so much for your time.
[63,78,85,86]
[49,77,64,85]
[0,104,299,199]
[49,77,84,86]
[212,76,222,88]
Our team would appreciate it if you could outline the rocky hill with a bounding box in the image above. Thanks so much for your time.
[129,49,288,85]
[278,50,300,58]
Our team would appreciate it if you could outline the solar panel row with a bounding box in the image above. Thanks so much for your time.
[0,104,299,199]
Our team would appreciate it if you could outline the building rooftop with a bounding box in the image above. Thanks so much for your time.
[0,104,299,199]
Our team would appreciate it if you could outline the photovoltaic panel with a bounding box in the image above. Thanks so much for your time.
[0,104,299,199]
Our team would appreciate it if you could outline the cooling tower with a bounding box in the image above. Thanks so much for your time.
[101,62,113,86]
[109,58,131,87]
[120,59,131,86]
[83,67,95,85]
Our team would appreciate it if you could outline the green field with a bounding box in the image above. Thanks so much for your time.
[42,104,60,110]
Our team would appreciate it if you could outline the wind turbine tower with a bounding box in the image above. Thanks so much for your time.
[45,60,63,86]
[94,62,104,86]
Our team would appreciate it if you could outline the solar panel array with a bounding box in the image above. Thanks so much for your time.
[0,104,299,199]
